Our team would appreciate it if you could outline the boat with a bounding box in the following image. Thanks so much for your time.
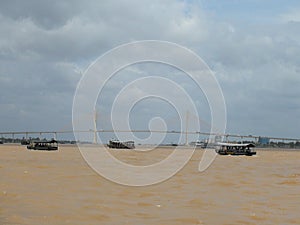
[215,142,256,156]
[27,140,58,151]
[195,140,208,148]
[107,139,135,149]
[21,139,30,145]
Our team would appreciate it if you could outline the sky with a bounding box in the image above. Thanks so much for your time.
[0,0,300,142]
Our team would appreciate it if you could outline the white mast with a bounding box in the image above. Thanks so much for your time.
[93,109,97,144]
[185,111,189,146]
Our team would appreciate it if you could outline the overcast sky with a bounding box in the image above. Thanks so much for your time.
[0,0,300,142]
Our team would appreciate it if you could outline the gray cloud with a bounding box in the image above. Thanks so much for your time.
[0,0,300,141]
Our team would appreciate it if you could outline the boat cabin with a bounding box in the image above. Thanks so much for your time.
[107,140,135,149]
[216,143,256,156]
[27,140,58,151]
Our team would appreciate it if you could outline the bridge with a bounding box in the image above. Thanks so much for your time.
[1,130,300,145]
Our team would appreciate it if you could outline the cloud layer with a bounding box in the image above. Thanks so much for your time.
[0,0,300,141]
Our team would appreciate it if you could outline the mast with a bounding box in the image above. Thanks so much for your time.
[185,111,189,146]
[93,109,97,144]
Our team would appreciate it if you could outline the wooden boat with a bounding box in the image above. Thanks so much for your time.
[215,142,256,156]
[27,140,58,151]
[107,140,135,149]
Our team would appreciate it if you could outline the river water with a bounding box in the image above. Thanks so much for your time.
[1,145,299,225]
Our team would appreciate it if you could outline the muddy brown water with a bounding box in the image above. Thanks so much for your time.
[0,145,299,225]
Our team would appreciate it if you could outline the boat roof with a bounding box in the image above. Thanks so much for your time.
[110,140,134,143]
[217,142,255,147]
[33,140,58,144]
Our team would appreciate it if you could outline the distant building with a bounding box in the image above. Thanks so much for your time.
[258,137,270,145]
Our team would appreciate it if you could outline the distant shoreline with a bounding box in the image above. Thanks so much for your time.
[1,143,300,152]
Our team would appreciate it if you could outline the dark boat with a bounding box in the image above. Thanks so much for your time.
[107,140,135,149]
[216,143,256,156]
[21,139,30,145]
[27,140,58,151]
